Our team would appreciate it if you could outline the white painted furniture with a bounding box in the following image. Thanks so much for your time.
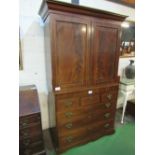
[119,79,135,124]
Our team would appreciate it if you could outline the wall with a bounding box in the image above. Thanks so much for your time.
[19,0,135,128]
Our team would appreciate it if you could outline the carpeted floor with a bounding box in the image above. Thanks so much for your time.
[61,123,135,155]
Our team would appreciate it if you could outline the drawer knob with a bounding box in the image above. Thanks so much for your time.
[107,94,112,100]
[104,113,110,118]
[105,103,111,108]
[66,136,73,143]
[104,123,110,128]
[65,123,73,129]
[65,112,73,118]
[65,101,73,107]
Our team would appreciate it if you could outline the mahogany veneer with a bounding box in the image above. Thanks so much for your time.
[19,85,45,155]
[39,0,127,153]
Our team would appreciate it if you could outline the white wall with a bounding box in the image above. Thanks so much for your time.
[80,0,135,21]
[19,0,135,129]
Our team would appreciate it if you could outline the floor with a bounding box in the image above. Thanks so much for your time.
[46,108,135,155]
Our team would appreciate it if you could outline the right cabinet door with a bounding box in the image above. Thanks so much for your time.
[91,20,120,85]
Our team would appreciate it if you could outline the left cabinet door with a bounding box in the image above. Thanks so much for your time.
[51,14,90,91]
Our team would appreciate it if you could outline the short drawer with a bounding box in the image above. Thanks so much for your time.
[19,113,41,129]
[56,98,80,113]
[81,94,100,106]
[20,123,42,140]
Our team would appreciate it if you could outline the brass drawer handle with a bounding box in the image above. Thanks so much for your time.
[22,122,28,127]
[105,103,111,108]
[65,101,73,107]
[22,131,29,138]
[23,139,30,146]
[65,112,73,118]
[65,123,73,129]
[104,123,110,128]
[66,136,73,143]
[107,94,112,100]
[104,113,110,118]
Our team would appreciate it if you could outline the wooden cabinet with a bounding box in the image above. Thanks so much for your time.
[19,85,45,155]
[39,0,126,153]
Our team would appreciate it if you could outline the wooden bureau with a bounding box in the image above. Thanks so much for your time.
[39,0,127,153]
[19,85,45,155]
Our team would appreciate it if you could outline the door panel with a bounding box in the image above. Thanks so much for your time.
[52,14,90,90]
[91,21,119,84]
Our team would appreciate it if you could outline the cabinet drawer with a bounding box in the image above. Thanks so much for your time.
[20,142,44,155]
[20,135,43,148]
[58,120,90,136]
[56,107,92,125]
[20,123,42,140]
[19,113,41,129]
[86,119,114,135]
[81,94,100,106]
[59,127,89,148]
[92,109,115,122]
[57,98,80,113]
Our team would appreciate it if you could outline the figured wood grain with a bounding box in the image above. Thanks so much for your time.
[39,1,126,153]
[52,14,90,90]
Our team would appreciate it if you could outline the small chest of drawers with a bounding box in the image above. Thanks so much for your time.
[19,85,45,155]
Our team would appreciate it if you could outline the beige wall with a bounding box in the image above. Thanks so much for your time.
[19,0,135,129]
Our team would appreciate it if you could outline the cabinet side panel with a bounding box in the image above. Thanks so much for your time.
[44,16,56,127]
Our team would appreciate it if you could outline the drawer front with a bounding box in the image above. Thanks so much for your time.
[58,127,89,148]
[85,119,114,139]
[57,98,80,113]
[20,135,43,148]
[81,94,100,106]
[19,113,41,129]
[92,108,115,122]
[57,107,93,125]
[19,143,44,155]
[20,123,42,140]
[58,121,89,137]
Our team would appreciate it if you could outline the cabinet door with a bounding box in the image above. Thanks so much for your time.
[91,20,120,85]
[52,14,90,91]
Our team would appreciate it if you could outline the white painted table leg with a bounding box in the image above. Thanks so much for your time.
[121,92,130,124]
